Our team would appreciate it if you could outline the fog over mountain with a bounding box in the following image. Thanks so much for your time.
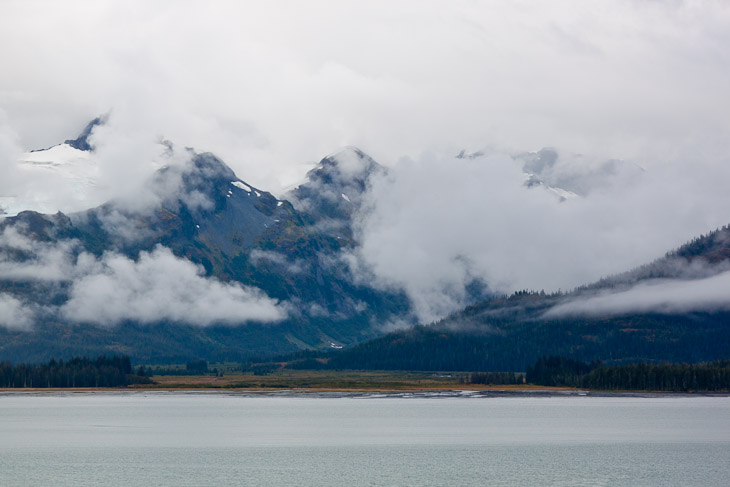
[2,1,730,333]
[346,148,730,322]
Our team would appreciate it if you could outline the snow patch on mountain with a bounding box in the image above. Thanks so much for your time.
[24,143,91,166]
[231,181,251,192]
[1,144,99,217]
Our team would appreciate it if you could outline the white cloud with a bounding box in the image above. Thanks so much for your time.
[60,246,287,326]
[0,109,24,215]
[0,228,287,327]
[351,149,730,322]
[0,294,34,330]
[1,1,729,191]
[545,271,730,317]
[249,249,308,275]
[0,227,79,281]
[0,119,196,218]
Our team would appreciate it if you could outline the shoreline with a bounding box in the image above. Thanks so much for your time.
[3,370,727,396]
[1,386,728,398]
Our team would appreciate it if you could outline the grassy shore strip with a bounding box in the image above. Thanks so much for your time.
[0,385,576,393]
[1,370,568,392]
[144,370,506,391]
[2,370,728,393]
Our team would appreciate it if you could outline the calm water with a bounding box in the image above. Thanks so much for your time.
[1,392,728,486]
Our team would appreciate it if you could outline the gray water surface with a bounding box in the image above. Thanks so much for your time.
[1,392,728,486]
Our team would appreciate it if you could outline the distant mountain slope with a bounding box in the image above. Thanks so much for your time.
[287,225,730,371]
[295,310,730,371]
[569,225,730,294]
[63,115,106,151]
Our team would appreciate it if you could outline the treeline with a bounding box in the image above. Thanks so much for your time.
[525,356,597,386]
[527,356,730,392]
[672,223,730,260]
[579,224,730,293]
[0,355,152,388]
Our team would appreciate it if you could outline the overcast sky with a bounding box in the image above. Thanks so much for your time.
[2,1,729,185]
[2,1,730,321]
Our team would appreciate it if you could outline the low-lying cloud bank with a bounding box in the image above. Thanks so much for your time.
[0,228,287,329]
[348,149,730,323]
[545,271,730,318]
[60,246,287,327]
[0,227,78,281]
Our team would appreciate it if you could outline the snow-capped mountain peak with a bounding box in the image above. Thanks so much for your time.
[0,117,110,217]
[0,143,99,217]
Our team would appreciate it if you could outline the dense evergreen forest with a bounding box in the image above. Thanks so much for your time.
[526,356,730,392]
[270,312,730,374]
[0,355,152,388]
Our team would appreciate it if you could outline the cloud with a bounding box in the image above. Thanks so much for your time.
[1,1,729,191]
[0,109,25,215]
[0,294,34,330]
[0,227,80,281]
[545,271,730,317]
[0,227,287,327]
[60,246,287,326]
[84,117,194,213]
[249,249,308,275]
[350,149,730,323]
[306,303,330,318]
[0,114,196,218]
[65,150,213,247]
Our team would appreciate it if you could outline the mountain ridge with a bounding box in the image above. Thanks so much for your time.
[273,223,730,371]
[0,127,409,363]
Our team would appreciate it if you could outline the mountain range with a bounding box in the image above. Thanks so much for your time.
[1,120,729,367]
[0,122,410,363]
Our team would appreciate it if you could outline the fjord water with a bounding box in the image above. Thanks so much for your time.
[1,393,728,486]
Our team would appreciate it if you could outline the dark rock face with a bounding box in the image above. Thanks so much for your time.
[64,116,107,151]
[287,147,385,240]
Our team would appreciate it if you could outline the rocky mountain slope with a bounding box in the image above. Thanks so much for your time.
[0,124,410,363]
